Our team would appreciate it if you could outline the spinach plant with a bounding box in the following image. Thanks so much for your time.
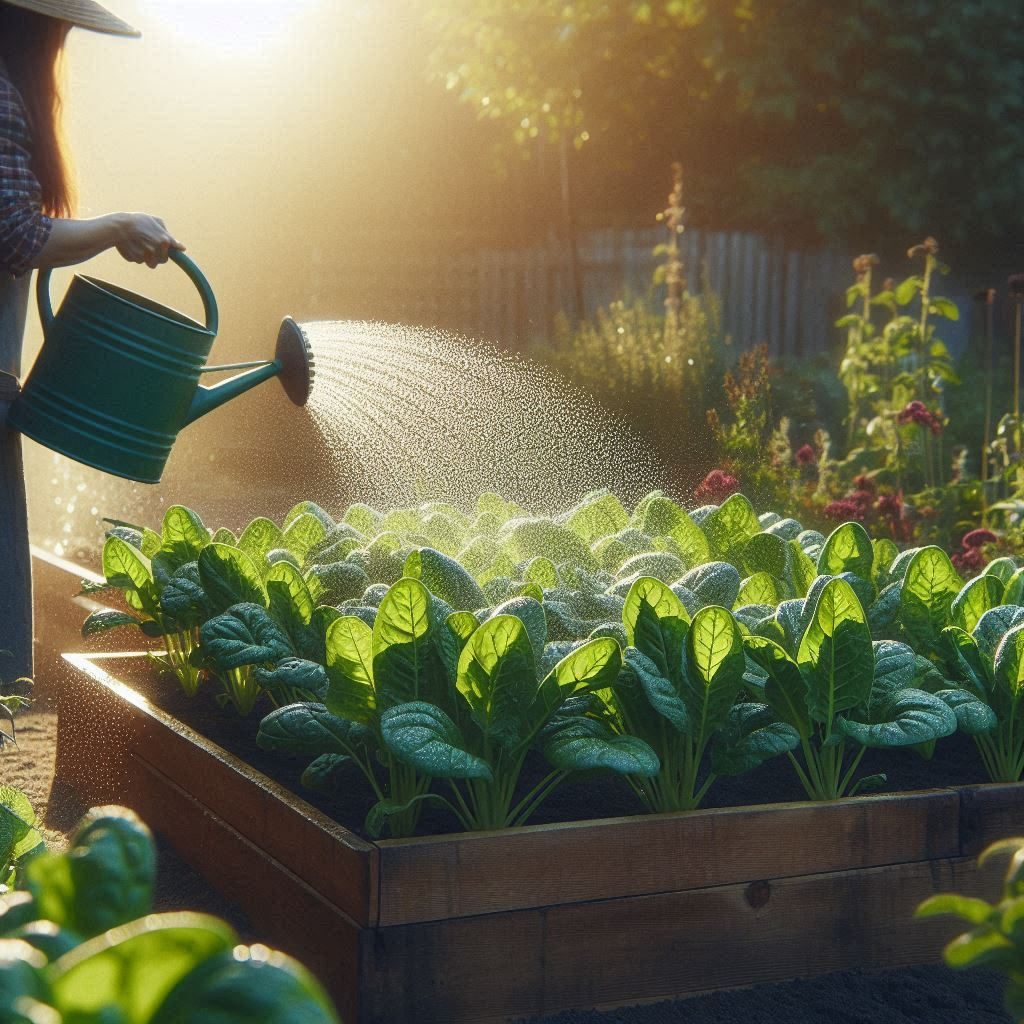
[81,506,215,697]
[0,806,339,1024]
[746,577,959,799]
[257,577,451,837]
[584,577,798,812]
[917,836,1024,1022]
[943,606,1024,781]
[378,612,658,831]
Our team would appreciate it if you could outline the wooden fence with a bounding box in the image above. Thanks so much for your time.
[311,227,851,357]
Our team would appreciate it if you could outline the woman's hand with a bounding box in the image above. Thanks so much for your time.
[115,213,185,268]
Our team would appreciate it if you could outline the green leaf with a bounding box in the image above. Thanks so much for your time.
[504,518,597,570]
[915,893,992,924]
[253,659,329,700]
[198,543,267,613]
[992,623,1024,717]
[102,535,154,592]
[211,528,236,546]
[0,787,40,869]
[932,689,996,735]
[622,576,689,678]
[542,716,659,777]
[736,572,783,609]
[149,946,340,1024]
[869,640,917,707]
[457,615,536,748]
[81,609,142,638]
[929,297,960,320]
[159,562,213,630]
[798,578,873,725]
[237,518,286,568]
[893,276,921,306]
[786,539,818,598]
[160,505,208,564]
[839,689,956,747]
[622,647,689,733]
[679,561,742,610]
[487,596,547,659]
[405,548,487,611]
[282,513,329,563]
[683,606,745,739]
[564,490,629,543]
[200,604,292,669]
[701,493,760,563]
[48,913,236,1022]
[380,702,491,779]
[943,928,1016,970]
[818,521,874,580]
[711,702,800,775]
[872,538,899,588]
[524,556,559,590]
[286,501,336,531]
[267,561,316,625]
[372,578,443,708]
[324,616,377,725]
[901,547,962,651]
[257,702,371,756]
[742,533,790,581]
[744,635,810,738]
[952,574,1004,634]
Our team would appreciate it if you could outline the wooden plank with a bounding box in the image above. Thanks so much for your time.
[376,788,960,925]
[131,756,363,1024]
[959,782,1024,855]
[362,856,990,1024]
[59,654,377,927]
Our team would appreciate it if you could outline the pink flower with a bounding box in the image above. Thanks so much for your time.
[952,547,986,576]
[962,528,998,550]
[876,492,904,518]
[896,401,943,435]
[694,469,740,503]
[824,499,867,522]
[795,444,816,466]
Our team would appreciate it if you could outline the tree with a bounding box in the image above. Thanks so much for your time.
[417,0,1024,252]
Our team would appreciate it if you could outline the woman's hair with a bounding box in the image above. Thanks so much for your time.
[0,3,74,217]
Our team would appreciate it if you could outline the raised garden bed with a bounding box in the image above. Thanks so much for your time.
[55,650,1018,1024]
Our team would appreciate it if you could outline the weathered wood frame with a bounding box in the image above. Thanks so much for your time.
[54,651,1020,1023]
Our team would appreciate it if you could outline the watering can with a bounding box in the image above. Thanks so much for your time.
[7,250,315,483]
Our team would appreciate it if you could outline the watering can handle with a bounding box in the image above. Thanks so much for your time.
[36,249,219,336]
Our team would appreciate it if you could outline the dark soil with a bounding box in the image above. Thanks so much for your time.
[137,668,993,840]
[524,966,1010,1023]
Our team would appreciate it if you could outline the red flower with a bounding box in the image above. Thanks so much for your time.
[952,547,987,575]
[852,474,876,493]
[694,469,740,503]
[824,499,868,522]
[795,444,816,466]
[876,492,904,518]
[962,528,998,550]
[896,401,943,435]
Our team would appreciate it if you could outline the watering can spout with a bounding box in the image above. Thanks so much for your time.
[184,318,316,425]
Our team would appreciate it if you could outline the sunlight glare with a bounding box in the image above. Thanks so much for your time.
[152,0,322,57]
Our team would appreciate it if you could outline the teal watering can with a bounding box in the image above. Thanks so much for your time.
[7,251,315,483]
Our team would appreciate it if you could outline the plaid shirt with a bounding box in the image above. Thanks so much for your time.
[0,65,53,278]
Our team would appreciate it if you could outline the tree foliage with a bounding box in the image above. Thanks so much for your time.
[418,0,1024,247]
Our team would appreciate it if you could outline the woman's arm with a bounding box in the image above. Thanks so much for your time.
[32,212,184,270]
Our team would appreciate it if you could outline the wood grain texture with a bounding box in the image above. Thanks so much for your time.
[361,856,990,1024]
[376,789,961,925]
[959,782,1024,855]
[131,756,363,1024]
[59,654,377,926]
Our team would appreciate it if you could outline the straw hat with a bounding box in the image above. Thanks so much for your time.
[2,0,139,37]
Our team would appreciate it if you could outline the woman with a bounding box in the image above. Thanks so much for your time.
[1,0,182,681]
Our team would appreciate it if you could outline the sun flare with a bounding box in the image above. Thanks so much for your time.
[151,0,323,57]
